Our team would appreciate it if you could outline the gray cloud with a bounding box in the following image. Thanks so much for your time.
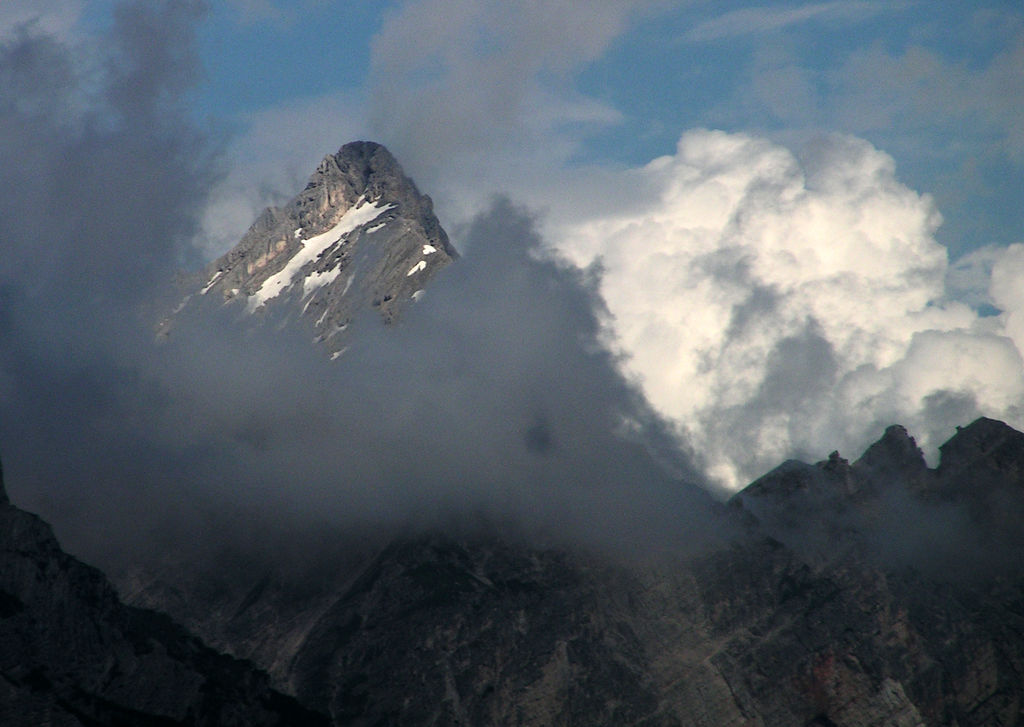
[0,9,218,559]
[5,0,1017,589]
[3,196,726,570]
[138,198,723,559]
[0,1,84,43]
[0,0,212,307]
[0,2,724,575]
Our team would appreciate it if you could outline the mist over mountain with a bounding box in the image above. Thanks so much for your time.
[3,117,1022,722]
[4,408,1021,726]
[0,94,718,572]
[0,2,715,567]
[2,4,1024,725]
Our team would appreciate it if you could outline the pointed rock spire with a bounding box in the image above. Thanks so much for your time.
[166,141,456,354]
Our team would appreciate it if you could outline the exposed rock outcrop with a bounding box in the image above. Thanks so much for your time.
[163,141,456,354]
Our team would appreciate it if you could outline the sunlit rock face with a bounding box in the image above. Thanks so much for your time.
[167,141,456,355]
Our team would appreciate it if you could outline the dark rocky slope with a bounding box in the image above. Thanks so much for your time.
[0,462,328,726]
[122,418,1024,726]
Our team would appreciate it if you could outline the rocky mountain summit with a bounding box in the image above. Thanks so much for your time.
[164,141,456,354]
[0,460,328,726]
[735,418,1024,574]
[118,418,1024,726]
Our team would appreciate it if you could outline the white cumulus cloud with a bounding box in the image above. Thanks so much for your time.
[552,129,1024,488]
[991,243,1024,353]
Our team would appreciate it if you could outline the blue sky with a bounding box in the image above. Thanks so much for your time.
[196,2,381,116]
[182,0,1023,261]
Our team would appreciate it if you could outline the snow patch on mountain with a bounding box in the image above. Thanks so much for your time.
[303,267,342,297]
[247,199,393,312]
[200,270,223,295]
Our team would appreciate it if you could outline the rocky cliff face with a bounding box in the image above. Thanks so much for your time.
[0,462,328,726]
[737,418,1024,576]
[163,141,456,354]
[120,418,1024,726]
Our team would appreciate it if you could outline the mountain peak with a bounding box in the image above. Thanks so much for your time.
[932,417,1024,512]
[307,141,405,203]
[938,416,1024,469]
[851,423,928,493]
[327,139,394,170]
[166,141,456,353]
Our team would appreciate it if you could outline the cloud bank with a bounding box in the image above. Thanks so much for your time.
[152,200,719,552]
[3,0,1024,579]
[552,129,1024,488]
[0,4,720,570]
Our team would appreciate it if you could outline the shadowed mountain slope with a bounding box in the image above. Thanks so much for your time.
[122,420,1024,726]
[0,461,328,727]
